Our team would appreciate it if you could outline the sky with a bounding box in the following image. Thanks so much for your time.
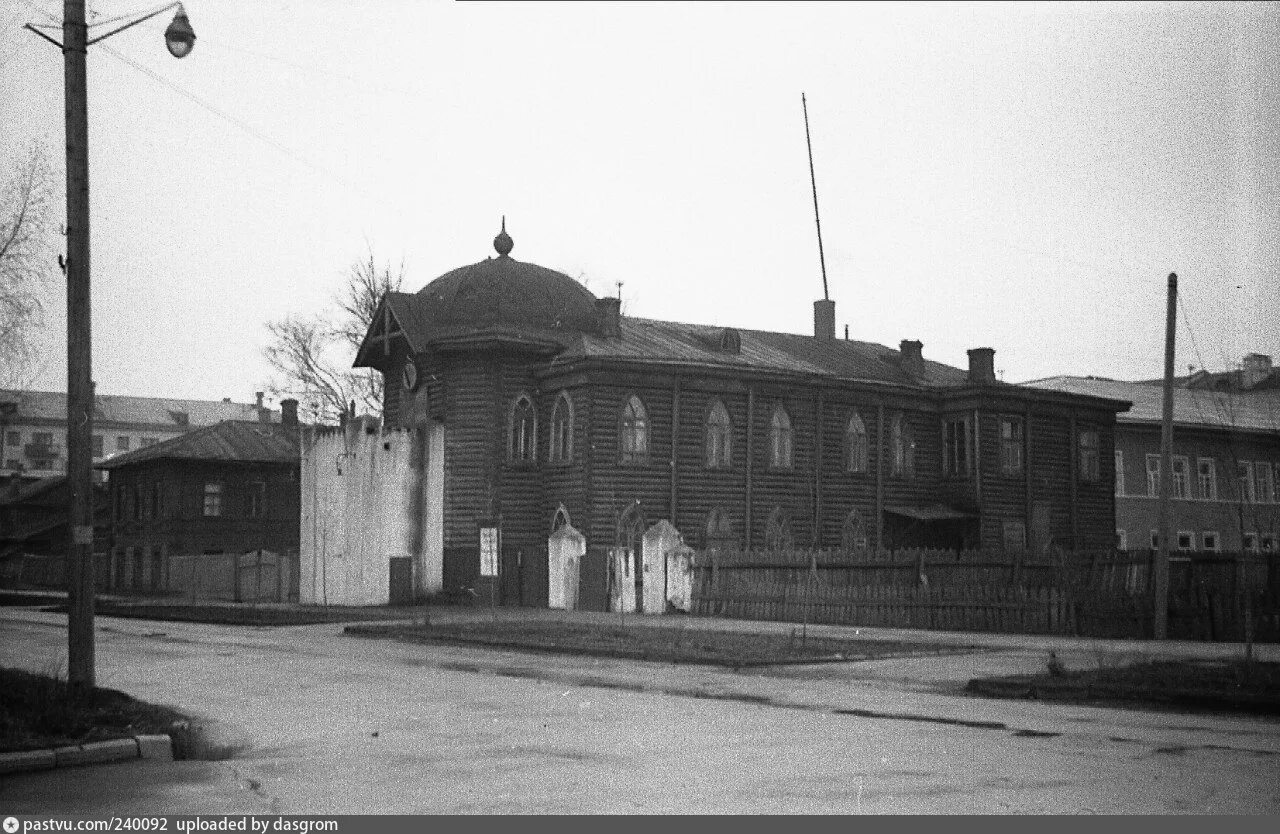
[1,0,1277,406]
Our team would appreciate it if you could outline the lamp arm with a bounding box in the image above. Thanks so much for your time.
[85,2,181,47]
[22,22,64,50]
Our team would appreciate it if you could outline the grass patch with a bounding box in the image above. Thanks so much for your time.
[347,619,979,667]
[967,660,1280,716]
[0,666,191,754]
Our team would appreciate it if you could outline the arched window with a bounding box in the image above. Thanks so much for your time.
[550,392,573,464]
[845,411,868,474]
[705,399,731,469]
[619,395,649,464]
[764,507,794,551]
[509,394,536,463]
[891,412,915,477]
[769,404,793,469]
[841,509,869,552]
[551,504,571,533]
[704,507,736,555]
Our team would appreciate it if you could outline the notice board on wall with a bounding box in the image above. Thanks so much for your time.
[479,527,500,577]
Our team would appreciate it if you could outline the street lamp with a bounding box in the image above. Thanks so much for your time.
[24,1,195,692]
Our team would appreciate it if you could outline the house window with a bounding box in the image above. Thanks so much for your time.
[943,417,969,477]
[1150,530,1159,549]
[141,437,158,447]
[1116,529,1128,552]
[116,436,130,452]
[91,434,103,458]
[508,394,536,463]
[844,412,868,474]
[1238,462,1255,503]
[1201,531,1219,552]
[768,404,793,469]
[1262,534,1276,553]
[248,481,266,518]
[549,392,573,464]
[705,400,732,469]
[1171,456,1189,499]
[1197,458,1216,500]
[704,507,736,555]
[1176,531,1194,551]
[891,413,915,477]
[1077,429,1100,481]
[1243,533,1257,553]
[764,507,794,551]
[1146,454,1161,497]
[32,431,52,446]
[4,430,18,446]
[841,510,869,551]
[1000,416,1024,476]
[619,395,649,464]
[1255,462,1275,504]
[202,482,223,517]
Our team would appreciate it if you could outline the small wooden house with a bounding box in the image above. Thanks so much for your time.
[97,403,302,598]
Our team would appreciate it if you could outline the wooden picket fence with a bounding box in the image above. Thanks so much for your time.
[690,547,1279,640]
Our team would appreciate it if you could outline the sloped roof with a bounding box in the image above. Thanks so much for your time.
[551,317,969,387]
[1023,376,1280,433]
[0,390,276,427]
[98,420,300,469]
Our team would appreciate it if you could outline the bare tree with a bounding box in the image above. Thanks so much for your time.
[263,247,404,424]
[0,144,53,387]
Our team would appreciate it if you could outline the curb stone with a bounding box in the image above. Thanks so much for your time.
[0,734,172,776]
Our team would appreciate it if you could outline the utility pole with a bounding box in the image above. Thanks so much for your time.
[64,0,95,690]
[1154,272,1177,640]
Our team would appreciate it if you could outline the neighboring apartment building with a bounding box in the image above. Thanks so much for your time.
[0,390,280,481]
[341,224,1127,611]
[97,402,302,594]
[1025,376,1280,554]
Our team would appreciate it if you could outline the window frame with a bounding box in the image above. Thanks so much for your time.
[1255,461,1275,504]
[1114,449,1125,496]
[507,393,538,465]
[704,399,732,470]
[549,392,574,465]
[1196,457,1217,500]
[1146,454,1161,497]
[1201,531,1219,552]
[844,411,869,474]
[943,416,970,478]
[1077,427,1100,482]
[248,480,266,519]
[768,403,794,470]
[202,481,223,518]
[1238,461,1255,503]
[1176,530,1194,551]
[618,394,650,465]
[1171,455,1190,499]
[999,415,1024,477]
[890,413,915,478]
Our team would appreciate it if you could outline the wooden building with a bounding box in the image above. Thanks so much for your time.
[98,401,302,596]
[355,225,1129,611]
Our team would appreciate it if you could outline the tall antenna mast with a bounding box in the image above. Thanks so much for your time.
[802,92,830,301]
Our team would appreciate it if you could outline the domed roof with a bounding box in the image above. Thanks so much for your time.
[414,223,601,339]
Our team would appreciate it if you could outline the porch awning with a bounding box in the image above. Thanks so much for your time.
[883,504,975,522]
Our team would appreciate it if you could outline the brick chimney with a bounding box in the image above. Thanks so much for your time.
[813,299,835,340]
[967,347,996,384]
[596,297,621,339]
[281,398,299,428]
[899,339,925,377]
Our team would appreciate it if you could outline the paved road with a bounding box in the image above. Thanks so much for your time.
[1,608,1278,814]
